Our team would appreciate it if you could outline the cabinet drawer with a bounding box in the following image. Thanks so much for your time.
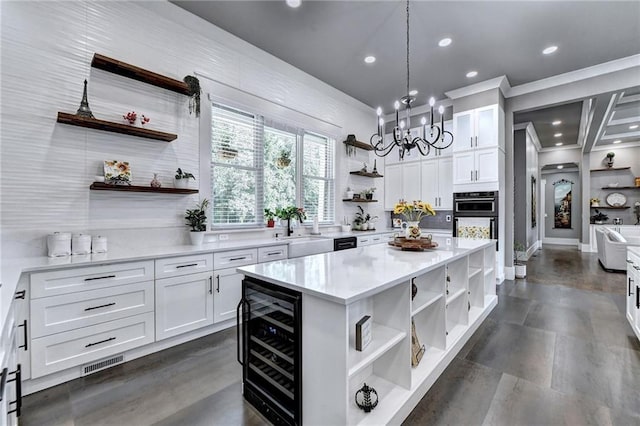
[31,281,155,338]
[31,312,154,378]
[258,245,288,263]
[30,261,154,299]
[370,235,384,245]
[213,248,257,269]
[155,253,213,279]
[357,236,372,246]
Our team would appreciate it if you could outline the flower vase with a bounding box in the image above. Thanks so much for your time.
[404,221,421,240]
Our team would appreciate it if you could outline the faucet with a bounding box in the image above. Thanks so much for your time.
[286,218,293,237]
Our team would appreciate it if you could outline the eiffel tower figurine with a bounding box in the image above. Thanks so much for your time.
[76,79,94,118]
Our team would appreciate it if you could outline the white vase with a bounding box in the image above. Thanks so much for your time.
[189,231,205,246]
[515,264,527,279]
[361,222,369,230]
[403,221,421,239]
[346,190,354,200]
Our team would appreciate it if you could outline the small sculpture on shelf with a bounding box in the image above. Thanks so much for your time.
[605,151,615,168]
[150,173,161,188]
[590,209,608,224]
[76,79,94,118]
[590,197,600,207]
[355,383,378,413]
[123,111,138,125]
[372,159,378,175]
[141,114,150,126]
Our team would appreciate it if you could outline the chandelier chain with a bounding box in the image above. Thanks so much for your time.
[405,0,410,98]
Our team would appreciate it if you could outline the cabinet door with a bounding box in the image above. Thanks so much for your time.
[475,105,498,148]
[452,111,474,152]
[156,272,213,340]
[475,149,499,183]
[453,152,475,185]
[213,267,244,323]
[420,160,439,207]
[439,157,453,209]
[384,164,403,209]
[402,161,422,203]
[382,134,404,165]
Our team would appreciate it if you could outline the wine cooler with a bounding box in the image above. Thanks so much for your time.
[238,277,302,425]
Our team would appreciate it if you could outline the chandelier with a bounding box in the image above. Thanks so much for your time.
[369,0,453,159]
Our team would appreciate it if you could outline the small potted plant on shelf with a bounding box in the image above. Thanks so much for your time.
[513,241,527,279]
[362,187,376,201]
[605,152,615,168]
[590,209,609,225]
[354,206,371,231]
[590,197,600,207]
[264,208,276,228]
[345,187,354,200]
[185,199,209,246]
[175,168,195,189]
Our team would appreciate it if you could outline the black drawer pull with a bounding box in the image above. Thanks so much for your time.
[14,290,26,300]
[629,277,634,297]
[85,302,116,311]
[7,364,22,417]
[229,257,246,261]
[0,368,7,403]
[84,275,116,282]
[85,337,116,348]
[176,263,198,269]
[636,286,639,309]
[209,276,213,294]
[266,252,280,256]
[216,275,220,293]
[17,320,27,351]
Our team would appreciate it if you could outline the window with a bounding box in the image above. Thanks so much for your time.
[210,103,335,227]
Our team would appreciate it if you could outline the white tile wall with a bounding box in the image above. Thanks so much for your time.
[0,1,384,259]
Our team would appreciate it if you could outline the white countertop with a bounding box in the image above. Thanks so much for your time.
[630,246,640,257]
[238,238,494,305]
[321,227,452,238]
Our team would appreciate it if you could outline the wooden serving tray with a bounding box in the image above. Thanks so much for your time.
[388,237,439,251]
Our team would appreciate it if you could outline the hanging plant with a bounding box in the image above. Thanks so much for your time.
[275,150,292,168]
[183,75,201,117]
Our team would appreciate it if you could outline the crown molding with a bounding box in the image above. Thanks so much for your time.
[445,76,510,100]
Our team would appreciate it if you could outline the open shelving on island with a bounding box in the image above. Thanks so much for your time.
[90,182,198,194]
[57,112,177,142]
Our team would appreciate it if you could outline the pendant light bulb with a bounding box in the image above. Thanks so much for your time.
[400,120,405,129]
[376,107,382,116]
[429,97,435,107]
[394,101,400,110]
[438,105,445,114]
[420,117,427,126]
[379,117,385,127]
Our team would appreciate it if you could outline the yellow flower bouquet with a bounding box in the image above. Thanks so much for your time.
[393,200,436,222]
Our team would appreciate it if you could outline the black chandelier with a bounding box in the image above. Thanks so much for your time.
[369,0,454,159]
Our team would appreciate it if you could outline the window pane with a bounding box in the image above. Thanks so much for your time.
[303,133,334,222]
[212,166,257,225]
[264,127,297,211]
[303,177,332,222]
[211,104,258,168]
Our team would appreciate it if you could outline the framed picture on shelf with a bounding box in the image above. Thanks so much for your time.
[355,315,372,351]
[104,160,131,185]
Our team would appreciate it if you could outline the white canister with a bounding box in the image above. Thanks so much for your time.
[92,235,108,253]
[72,234,92,255]
[47,232,71,257]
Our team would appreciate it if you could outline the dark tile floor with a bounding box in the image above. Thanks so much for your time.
[21,245,640,425]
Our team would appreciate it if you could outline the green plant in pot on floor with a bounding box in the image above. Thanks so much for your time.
[185,199,209,246]
[513,241,527,279]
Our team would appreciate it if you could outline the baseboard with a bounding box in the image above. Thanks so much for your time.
[542,237,579,246]
[580,243,595,253]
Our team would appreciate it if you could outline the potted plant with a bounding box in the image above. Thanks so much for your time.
[354,206,371,231]
[276,150,292,168]
[185,199,209,246]
[345,187,354,200]
[264,208,276,228]
[590,197,600,207]
[590,209,609,225]
[363,187,376,200]
[277,206,306,236]
[606,152,615,168]
[219,139,238,160]
[175,168,195,189]
[514,241,526,279]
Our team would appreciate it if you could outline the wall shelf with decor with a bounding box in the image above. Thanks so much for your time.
[90,182,198,194]
[590,167,631,172]
[589,206,630,210]
[57,112,177,142]
[343,139,374,151]
[91,53,191,95]
[600,186,640,190]
[349,171,383,178]
[342,199,378,203]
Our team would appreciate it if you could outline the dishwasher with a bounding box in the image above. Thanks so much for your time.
[333,236,357,251]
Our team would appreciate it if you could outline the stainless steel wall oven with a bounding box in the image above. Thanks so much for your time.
[453,191,499,249]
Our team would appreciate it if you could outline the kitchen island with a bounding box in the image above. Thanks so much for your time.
[238,237,497,425]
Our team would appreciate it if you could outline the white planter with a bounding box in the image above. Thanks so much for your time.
[345,190,354,200]
[174,179,189,189]
[189,231,205,246]
[515,264,527,279]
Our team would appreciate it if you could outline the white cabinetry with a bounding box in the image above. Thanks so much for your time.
[452,105,498,152]
[384,162,421,209]
[213,248,258,324]
[452,148,498,186]
[627,248,640,340]
[421,157,453,210]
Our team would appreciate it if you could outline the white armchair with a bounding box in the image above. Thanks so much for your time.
[595,228,635,271]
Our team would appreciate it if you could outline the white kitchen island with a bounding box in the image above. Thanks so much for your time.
[238,237,497,425]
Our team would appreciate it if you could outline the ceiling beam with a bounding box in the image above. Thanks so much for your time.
[583,93,619,153]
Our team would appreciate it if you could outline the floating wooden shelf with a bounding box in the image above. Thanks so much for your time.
[590,167,631,172]
[600,186,640,190]
[91,53,191,95]
[349,171,383,178]
[342,199,378,203]
[343,139,374,151]
[589,206,630,209]
[57,112,177,142]
[90,182,198,194]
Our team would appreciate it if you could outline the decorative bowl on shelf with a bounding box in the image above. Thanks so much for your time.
[606,192,626,207]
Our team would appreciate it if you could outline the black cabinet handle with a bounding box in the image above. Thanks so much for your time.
[216,275,220,293]
[85,337,116,348]
[209,276,213,294]
[266,252,280,256]
[176,263,198,269]
[7,364,22,417]
[84,275,115,282]
[236,299,244,366]
[0,368,7,403]
[14,290,25,300]
[84,302,116,311]
[636,286,639,309]
[17,320,27,351]
[229,257,246,261]
[630,277,634,297]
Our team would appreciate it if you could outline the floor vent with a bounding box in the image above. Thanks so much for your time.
[82,354,124,376]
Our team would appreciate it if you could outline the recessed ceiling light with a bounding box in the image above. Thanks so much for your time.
[466,71,478,78]
[557,165,564,169]
[552,120,562,126]
[630,124,639,129]
[364,56,376,64]
[543,45,558,55]
[286,0,301,8]
[438,38,452,47]
[409,89,418,96]
[555,142,563,146]
[554,133,562,137]
[613,140,622,144]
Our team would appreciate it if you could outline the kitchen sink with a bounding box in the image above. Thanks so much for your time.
[285,236,334,258]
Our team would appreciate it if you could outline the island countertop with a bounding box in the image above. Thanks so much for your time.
[238,237,495,305]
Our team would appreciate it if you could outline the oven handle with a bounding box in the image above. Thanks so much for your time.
[454,198,496,203]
